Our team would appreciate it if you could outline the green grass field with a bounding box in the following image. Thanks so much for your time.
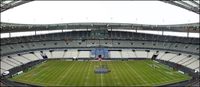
[10,60,191,86]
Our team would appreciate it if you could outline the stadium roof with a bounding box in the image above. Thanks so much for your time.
[1,1,199,25]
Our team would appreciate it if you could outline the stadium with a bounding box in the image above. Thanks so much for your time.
[0,0,199,87]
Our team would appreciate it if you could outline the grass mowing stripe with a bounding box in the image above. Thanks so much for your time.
[38,61,67,86]
[39,61,67,84]
[143,61,168,85]
[146,60,174,81]
[14,61,55,85]
[23,61,57,83]
[77,62,88,86]
[127,60,157,85]
[133,61,157,85]
[48,61,73,85]
[149,61,182,81]
[64,62,81,86]
[118,61,136,85]
[50,61,72,85]
[99,61,104,86]
[146,60,190,85]
[136,60,167,84]
[84,61,91,86]
[33,61,57,83]
[123,61,148,85]
[57,61,76,85]
[114,61,128,85]
[119,61,138,85]
[107,61,117,86]
[140,60,168,85]
[10,60,190,86]
[106,61,117,86]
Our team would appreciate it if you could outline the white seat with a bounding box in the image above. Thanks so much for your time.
[0,68,6,74]
[22,54,39,61]
[182,58,198,66]
[160,53,177,61]
[64,49,78,58]
[147,51,155,58]
[2,59,18,67]
[121,50,130,58]
[43,50,52,58]
[156,51,165,59]
[177,57,192,64]
[6,58,22,65]
[0,61,13,71]
[135,50,147,58]
[195,67,199,72]
[1,57,18,67]
[121,49,136,58]
[187,60,199,69]
[34,51,44,59]
[78,51,90,58]
[11,55,30,64]
[52,51,64,58]
[169,54,188,63]
[109,51,122,58]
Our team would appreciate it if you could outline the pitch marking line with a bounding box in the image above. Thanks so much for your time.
[53,61,74,85]
[57,62,76,85]
[84,61,91,86]
[100,61,103,86]
[123,62,148,84]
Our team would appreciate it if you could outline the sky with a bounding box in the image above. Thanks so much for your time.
[1,1,199,25]
[0,1,199,38]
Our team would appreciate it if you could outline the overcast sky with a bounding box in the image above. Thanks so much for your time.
[1,1,199,25]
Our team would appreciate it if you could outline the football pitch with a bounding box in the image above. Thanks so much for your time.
[10,60,191,86]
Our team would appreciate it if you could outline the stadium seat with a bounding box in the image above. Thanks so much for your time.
[52,50,64,58]
[1,56,19,67]
[169,54,189,63]
[0,61,14,71]
[22,53,40,61]
[187,60,199,70]
[34,51,45,59]
[135,50,147,58]
[63,49,78,58]
[109,51,122,58]
[78,51,90,58]
[160,53,178,61]
[42,50,52,58]
[121,49,136,58]
[147,50,156,58]
[11,55,31,64]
